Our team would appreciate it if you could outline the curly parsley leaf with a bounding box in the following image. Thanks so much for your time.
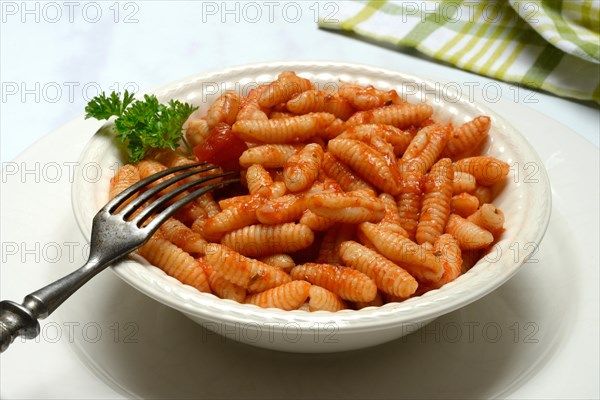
[84,90,135,120]
[84,91,198,163]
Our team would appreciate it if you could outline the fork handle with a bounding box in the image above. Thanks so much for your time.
[0,299,42,352]
[0,258,106,352]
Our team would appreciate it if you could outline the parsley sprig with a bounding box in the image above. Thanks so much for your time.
[85,91,198,162]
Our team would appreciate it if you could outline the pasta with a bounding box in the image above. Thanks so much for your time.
[320,152,374,192]
[138,238,211,293]
[189,193,222,237]
[237,87,269,121]
[358,222,443,283]
[316,223,355,265]
[306,190,385,224]
[199,258,247,303]
[318,118,347,140]
[136,159,171,193]
[442,116,491,159]
[246,164,275,196]
[202,195,262,241]
[206,92,242,128]
[430,234,462,289]
[186,118,210,147]
[257,71,313,108]
[204,244,290,293]
[396,170,422,240]
[287,89,355,120]
[120,72,509,312]
[290,263,377,302]
[256,194,307,224]
[220,223,315,257]
[195,193,221,218]
[232,112,335,143]
[453,156,510,186]
[453,171,477,194]
[471,185,493,205]
[338,84,403,111]
[467,203,505,236]
[346,103,433,128]
[245,280,311,310]
[174,201,207,226]
[445,214,494,250]
[109,164,140,201]
[451,193,480,218]
[156,149,225,189]
[269,111,294,119]
[299,209,336,231]
[328,138,402,195]
[259,254,296,272]
[401,124,451,175]
[159,217,207,254]
[338,241,418,298]
[338,126,397,162]
[308,285,347,311]
[342,124,415,156]
[378,193,401,225]
[283,143,324,192]
[415,158,454,245]
[239,144,300,168]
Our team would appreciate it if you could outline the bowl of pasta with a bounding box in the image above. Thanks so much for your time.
[72,61,551,353]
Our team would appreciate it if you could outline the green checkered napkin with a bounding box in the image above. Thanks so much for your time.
[319,0,600,101]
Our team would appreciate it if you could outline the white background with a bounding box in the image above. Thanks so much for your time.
[1,1,599,399]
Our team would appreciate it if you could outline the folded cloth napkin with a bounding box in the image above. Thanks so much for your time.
[319,0,600,101]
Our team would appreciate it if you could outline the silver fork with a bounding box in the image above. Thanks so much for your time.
[0,162,239,352]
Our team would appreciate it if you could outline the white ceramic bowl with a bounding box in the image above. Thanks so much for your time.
[72,61,552,353]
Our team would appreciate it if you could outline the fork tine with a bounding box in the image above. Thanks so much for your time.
[117,164,219,218]
[130,171,237,226]
[142,178,240,235]
[105,162,206,213]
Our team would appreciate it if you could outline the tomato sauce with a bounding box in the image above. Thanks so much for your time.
[193,123,248,172]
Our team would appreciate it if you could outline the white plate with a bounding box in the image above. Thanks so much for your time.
[1,78,597,398]
[70,62,551,352]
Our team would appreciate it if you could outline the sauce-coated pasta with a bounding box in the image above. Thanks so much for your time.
[114,71,509,312]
